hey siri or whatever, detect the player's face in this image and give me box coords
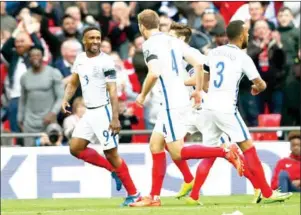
[83,30,101,55]
[138,23,146,39]
[241,26,249,49]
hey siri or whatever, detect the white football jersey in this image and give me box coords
[71,52,116,108]
[204,44,260,113]
[142,32,205,110]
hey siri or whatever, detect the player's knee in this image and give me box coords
[149,143,164,154]
[69,143,79,157]
[69,139,87,157]
[170,151,181,161]
[104,148,120,163]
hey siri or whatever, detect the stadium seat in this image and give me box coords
[255,114,282,141]
[127,102,149,143]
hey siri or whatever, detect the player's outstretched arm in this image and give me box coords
[61,73,80,114]
[107,82,121,134]
[250,77,267,96]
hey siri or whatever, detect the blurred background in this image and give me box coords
[0,1,300,147]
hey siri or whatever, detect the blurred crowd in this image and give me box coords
[0,1,300,146]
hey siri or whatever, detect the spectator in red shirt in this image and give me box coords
[271,131,301,192]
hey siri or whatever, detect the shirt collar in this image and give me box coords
[63,59,72,68]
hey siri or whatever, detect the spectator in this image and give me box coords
[0,1,17,34]
[247,20,286,114]
[248,2,275,39]
[109,1,139,59]
[271,131,301,192]
[28,2,64,62]
[97,2,112,38]
[132,34,148,86]
[281,57,300,126]
[118,97,138,143]
[18,47,64,146]
[110,52,138,101]
[174,1,211,29]
[189,8,224,53]
[54,39,83,86]
[56,15,82,43]
[65,6,88,34]
[2,20,43,140]
[53,39,82,125]
[213,2,246,25]
[36,124,64,146]
[158,2,181,22]
[277,7,300,74]
[283,2,300,28]
[123,43,141,94]
[63,97,85,140]
[202,25,228,55]
[100,38,112,54]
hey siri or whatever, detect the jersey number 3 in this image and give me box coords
[83,75,89,85]
[214,61,224,88]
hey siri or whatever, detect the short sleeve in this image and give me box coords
[103,56,117,82]
[142,41,159,64]
[242,54,260,80]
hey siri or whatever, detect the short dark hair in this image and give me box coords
[170,22,192,43]
[82,26,102,37]
[62,14,74,22]
[226,20,245,41]
[278,6,293,14]
[288,131,301,141]
[29,45,44,56]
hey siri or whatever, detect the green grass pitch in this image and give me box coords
[1,194,300,215]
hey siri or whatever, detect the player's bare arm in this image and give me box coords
[61,73,80,114]
[136,60,160,106]
[184,48,205,106]
[251,77,267,96]
[107,82,121,134]
[184,73,209,92]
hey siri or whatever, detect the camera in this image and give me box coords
[46,123,62,144]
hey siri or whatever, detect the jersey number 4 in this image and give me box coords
[214,61,224,88]
[171,50,179,75]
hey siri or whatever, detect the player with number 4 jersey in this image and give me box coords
[130,10,243,207]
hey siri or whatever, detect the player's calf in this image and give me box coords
[104,148,123,168]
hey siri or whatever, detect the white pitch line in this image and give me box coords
[2,204,299,214]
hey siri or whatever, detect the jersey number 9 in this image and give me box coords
[214,61,224,88]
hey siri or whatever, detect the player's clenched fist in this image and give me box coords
[136,94,146,107]
[61,100,71,114]
[109,118,121,135]
[251,85,260,96]
[190,90,202,109]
